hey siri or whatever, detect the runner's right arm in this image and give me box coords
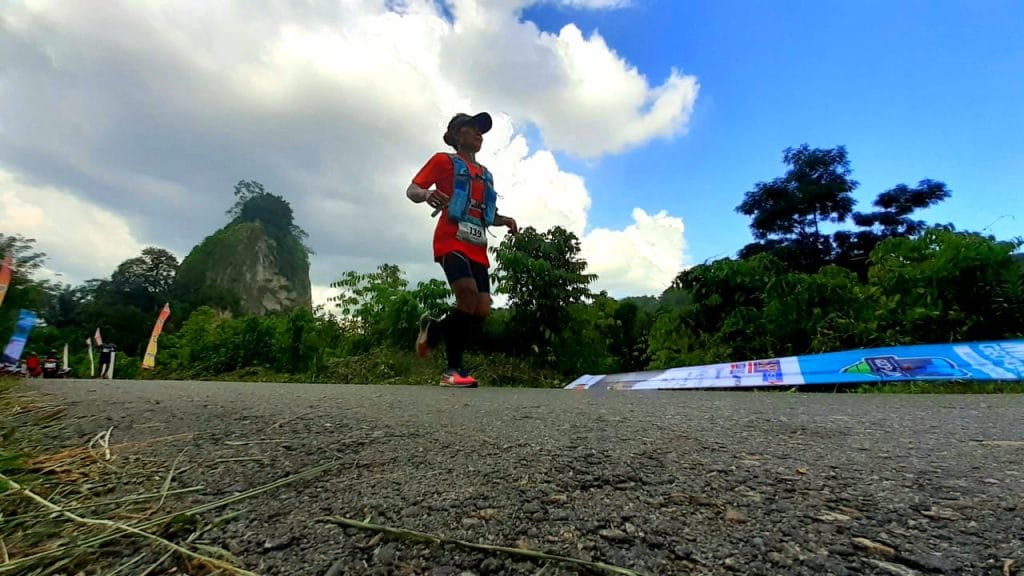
[406,182,430,203]
[407,183,449,209]
[409,154,451,209]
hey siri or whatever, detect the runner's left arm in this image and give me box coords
[494,213,518,235]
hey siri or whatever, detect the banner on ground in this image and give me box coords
[2,309,38,364]
[565,339,1024,391]
[141,303,170,370]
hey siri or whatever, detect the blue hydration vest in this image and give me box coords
[447,154,497,227]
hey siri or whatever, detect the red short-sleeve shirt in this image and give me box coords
[412,152,491,268]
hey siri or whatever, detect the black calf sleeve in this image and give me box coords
[443,308,474,371]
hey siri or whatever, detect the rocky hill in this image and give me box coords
[175,182,312,316]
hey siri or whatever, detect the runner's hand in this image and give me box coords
[427,190,449,209]
[498,215,518,235]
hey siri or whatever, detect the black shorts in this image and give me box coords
[440,251,490,293]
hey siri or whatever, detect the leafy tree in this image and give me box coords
[47,248,180,357]
[491,225,597,360]
[586,294,655,373]
[551,299,617,376]
[228,180,312,255]
[110,247,179,296]
[736,144,858,272]
[104,247,179,313]
[328,264,447,350]
[760,264,876,354]
[649,226,1024,370]
[833,179,952,276]
[658,286,693,310]
[0,233,47,277]
[410,278,452,320]
[227,180,268,219]
[868,228,1024,343]
[649,253,786,368]
[856,179,951,237]
[45,283,96,330]
[277,308,317,374]
[0,234,58,333]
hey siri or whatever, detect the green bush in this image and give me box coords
[648,228,1024,370]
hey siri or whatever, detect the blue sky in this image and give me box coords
[523,0,1024,264]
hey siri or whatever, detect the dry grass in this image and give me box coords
[0,379,340,575]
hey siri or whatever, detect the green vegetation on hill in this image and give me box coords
[176,180,312,316]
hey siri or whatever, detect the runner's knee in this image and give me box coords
[452,280,478,314]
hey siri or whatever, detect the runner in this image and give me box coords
[406,111,519,387]
[98,342,116,379]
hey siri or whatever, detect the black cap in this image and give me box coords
[443,112,492,146]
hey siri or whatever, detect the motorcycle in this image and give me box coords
[42,357,71,379]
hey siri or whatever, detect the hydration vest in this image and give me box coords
[447,154,497,227]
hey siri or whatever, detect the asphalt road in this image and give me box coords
[28,379,1024,576]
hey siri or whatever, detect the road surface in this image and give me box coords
[28,379,1024,576]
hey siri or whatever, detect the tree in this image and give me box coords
[108,247,179,310]
[736,144,859,272]
[43,248,181,357]
[607,298,653,372]
[0,233,57,332]
[0,233,47,277]
[45,283,95,329]
[227,180,268,219]
[833,180,952,276]
[228,180,312,255]
[328,264,447,350]
[868,228,1024,343]
[648,254,787,368]
[490,226,597,360]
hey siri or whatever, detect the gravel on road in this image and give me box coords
[27,379,1024,576]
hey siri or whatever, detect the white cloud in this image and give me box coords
[477,114,591,237]
[441,4,699,158]
[310,283,340,311]
[580,208,688,297]
[0,0,696,299]
[0,170,145,282]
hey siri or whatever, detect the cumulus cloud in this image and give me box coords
[442,2,699,157]
[0,0,696,301]
[580,208,688,296]
[0,170,145,282]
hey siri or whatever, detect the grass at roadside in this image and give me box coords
[140,347,569,388]
[0,378,339,575]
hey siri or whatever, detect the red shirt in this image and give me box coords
[412,152,491,267]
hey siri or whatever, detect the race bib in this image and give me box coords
[456,221,486,246]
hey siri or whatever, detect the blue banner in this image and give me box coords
[2,309,37,365]
[565,339,1024,391]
